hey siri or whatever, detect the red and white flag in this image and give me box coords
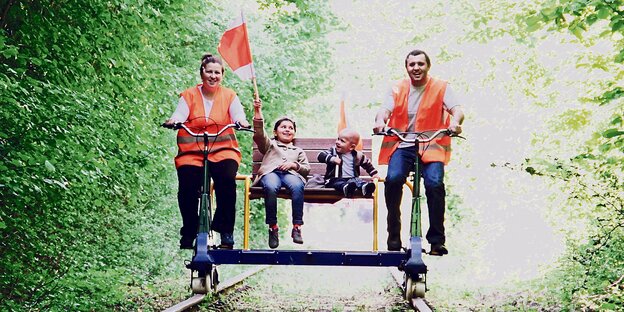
[218,12,255,81]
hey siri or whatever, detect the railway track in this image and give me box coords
[162,265,268,312]
[163,265,434,311]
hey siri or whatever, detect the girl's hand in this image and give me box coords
[253,99,263,120]
[277,162,296,171]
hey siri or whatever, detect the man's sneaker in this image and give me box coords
[362,182,376,197]
[291,227,303,244]
[342,182,357,198]
[268,227,279,249]
[218,232,234,249]
[429,243,448,256]
[179,236,194,250]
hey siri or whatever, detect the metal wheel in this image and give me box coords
[404,275,414,301]
[191,276,209,294]
[414,281,426,298]
[210,266,219,290]
[404,274,426,300]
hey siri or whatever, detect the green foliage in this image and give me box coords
[0,0,338,310]
[456,0,624,309]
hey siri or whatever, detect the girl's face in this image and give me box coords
[201,62,223,90]
[273,120,295,143]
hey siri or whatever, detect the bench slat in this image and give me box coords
[249,138,374,204]
[252,150,372,164]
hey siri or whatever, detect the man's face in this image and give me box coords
[405,54,429,86]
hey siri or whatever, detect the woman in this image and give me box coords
[164,53,250,249]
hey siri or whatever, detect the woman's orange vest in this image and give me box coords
[175,84,242,168]
[378,77,452,165]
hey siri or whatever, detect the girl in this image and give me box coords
[252,99,310,249]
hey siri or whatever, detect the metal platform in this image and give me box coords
[189,249,411,267]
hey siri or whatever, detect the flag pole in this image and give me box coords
[241,11,260,101]
[252,77,259,101]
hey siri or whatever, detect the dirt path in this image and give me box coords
[204,266,411,311]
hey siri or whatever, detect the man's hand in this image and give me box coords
[373,109,390,134]
[448,106,464,135]
[448,121,462,135]
[373,123,386,134]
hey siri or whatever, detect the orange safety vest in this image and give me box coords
[175,84,242,168]
[378,77,451,165]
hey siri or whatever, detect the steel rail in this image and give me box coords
[162,265,268,312]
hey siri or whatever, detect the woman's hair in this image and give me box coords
[199,53,224,74]
[273,117,297,132]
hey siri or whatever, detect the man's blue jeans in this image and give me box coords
[385,146,446,245]
[260,170,305,226]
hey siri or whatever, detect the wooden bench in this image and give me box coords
[238,137,381,250]
[248,138,376,204]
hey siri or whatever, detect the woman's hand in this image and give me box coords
[163,118,178,126]
[237,120,250,128]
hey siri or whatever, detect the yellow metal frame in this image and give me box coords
[236,174,382,251]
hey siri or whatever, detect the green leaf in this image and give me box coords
[615,50,624,63]
[540,7,558,19]
[602,128,624,138]
[1,46,18,58]
[612,20,624,32]
[570,25,583,39]
[0,221,6,230]
[45,160,56,172]
[526,15,542,27]
[585,14,597,26]
[596,7,611,19]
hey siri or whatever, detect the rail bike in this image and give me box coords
[164,121,461,301]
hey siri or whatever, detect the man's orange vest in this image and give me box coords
[378,77,452,165]
[175,84,241,168]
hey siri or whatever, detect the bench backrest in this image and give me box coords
[252,138,373,178]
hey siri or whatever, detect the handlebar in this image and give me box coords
[161,121,255,137]
[373,128,464,143]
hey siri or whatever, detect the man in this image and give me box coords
[373,49,464,255]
